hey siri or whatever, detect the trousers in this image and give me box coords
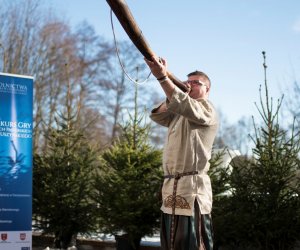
[160,202,214,250]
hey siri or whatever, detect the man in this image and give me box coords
[145,56,219,250]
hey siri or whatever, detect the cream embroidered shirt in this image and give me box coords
[150,87,219,216]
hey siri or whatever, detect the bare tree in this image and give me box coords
[0,0,161,152]
[214,110,252,155]
[0,0,42,74]
[0,1,117,151]
[96,41,153,141]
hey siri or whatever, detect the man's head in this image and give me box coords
[186,70,211,99]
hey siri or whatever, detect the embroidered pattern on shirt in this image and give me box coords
[164,195,190,209]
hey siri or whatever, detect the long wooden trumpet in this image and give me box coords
[106,0,188,92]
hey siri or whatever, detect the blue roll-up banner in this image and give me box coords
[0,73,33,250]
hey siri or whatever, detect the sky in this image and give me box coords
[47,0,300,123]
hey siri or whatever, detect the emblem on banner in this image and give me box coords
[1,233,7,241]
[20,233,26,240]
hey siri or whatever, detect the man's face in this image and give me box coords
[186,75,210,99]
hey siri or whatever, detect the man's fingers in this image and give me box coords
[151,56,159,65]
[144,57,154,67]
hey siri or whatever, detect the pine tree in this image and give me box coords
[211,52,300,250]
[94,85,162,250]
[33,70,100,249]
[244,52,300,249]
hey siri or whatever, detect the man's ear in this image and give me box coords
[206,86,210,93]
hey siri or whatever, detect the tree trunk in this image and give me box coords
[115,234,141,250]
[54,231,77,249]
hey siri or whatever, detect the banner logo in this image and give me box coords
[20,233,26,240]
[1,233,7,241]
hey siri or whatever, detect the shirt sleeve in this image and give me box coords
[166,87,218,126]
[149,101,175,127]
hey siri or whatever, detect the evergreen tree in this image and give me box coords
[33,74,100,249]
[241,52,300,249]
[93,85,163,250]
[211,52,300,250]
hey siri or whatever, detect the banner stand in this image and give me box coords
[0,72,34,250]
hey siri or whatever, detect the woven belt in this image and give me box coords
[164,170,199,250]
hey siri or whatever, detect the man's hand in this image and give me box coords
[144,56,168,79]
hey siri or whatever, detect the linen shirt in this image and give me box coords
[150,87,219,216]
